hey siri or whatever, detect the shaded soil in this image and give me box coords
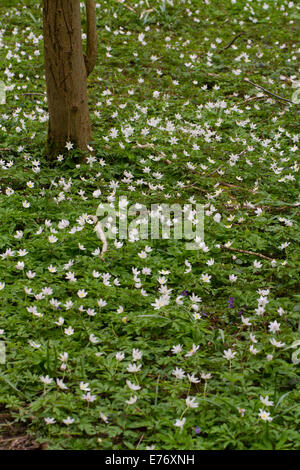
[0,407,41,450]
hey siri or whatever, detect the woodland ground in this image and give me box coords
[0,0,299,450]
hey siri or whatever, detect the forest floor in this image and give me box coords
[0,0,299,450]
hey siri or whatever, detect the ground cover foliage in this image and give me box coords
[0,0,299,450]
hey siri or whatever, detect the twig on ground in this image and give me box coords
[189,168,203,176]
[208,165,223,177]
[222,245,276,262]
[113,0,136,13]
[133,143,155,149]
[140,8,154,19]
[239,95,266,105]
[136,434,144,449]
[264,204,300,212]
[218,32,244,53]
[244,78,295,104]
[218,181,255,193]
[184,184,207,193]
[224,203,299,213]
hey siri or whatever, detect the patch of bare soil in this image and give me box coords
[0,407,41,450]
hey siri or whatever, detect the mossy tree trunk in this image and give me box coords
[43,0,97,160]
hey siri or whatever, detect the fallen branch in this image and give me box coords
[133,142,155,149]
[136,434,144,449]
[244,78,295,105]
[264,204,300,213]
[22,93,45,96]
[218,32,244,53]
[218,181,255,193]
[184,184,207,193]
[140,8,154,19]
[239,95,266,105]
[222,245,275,262]
[95,221,108,258]
[208,164,223,177]
[224,203,299,213]
[113,0,136,13]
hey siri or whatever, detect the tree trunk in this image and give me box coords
[84,0,98,76]
[43,0,97,159]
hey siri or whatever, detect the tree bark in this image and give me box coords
[43,0,96,159]
[85,0,98,76]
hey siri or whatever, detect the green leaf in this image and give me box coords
[0,372,26,398]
